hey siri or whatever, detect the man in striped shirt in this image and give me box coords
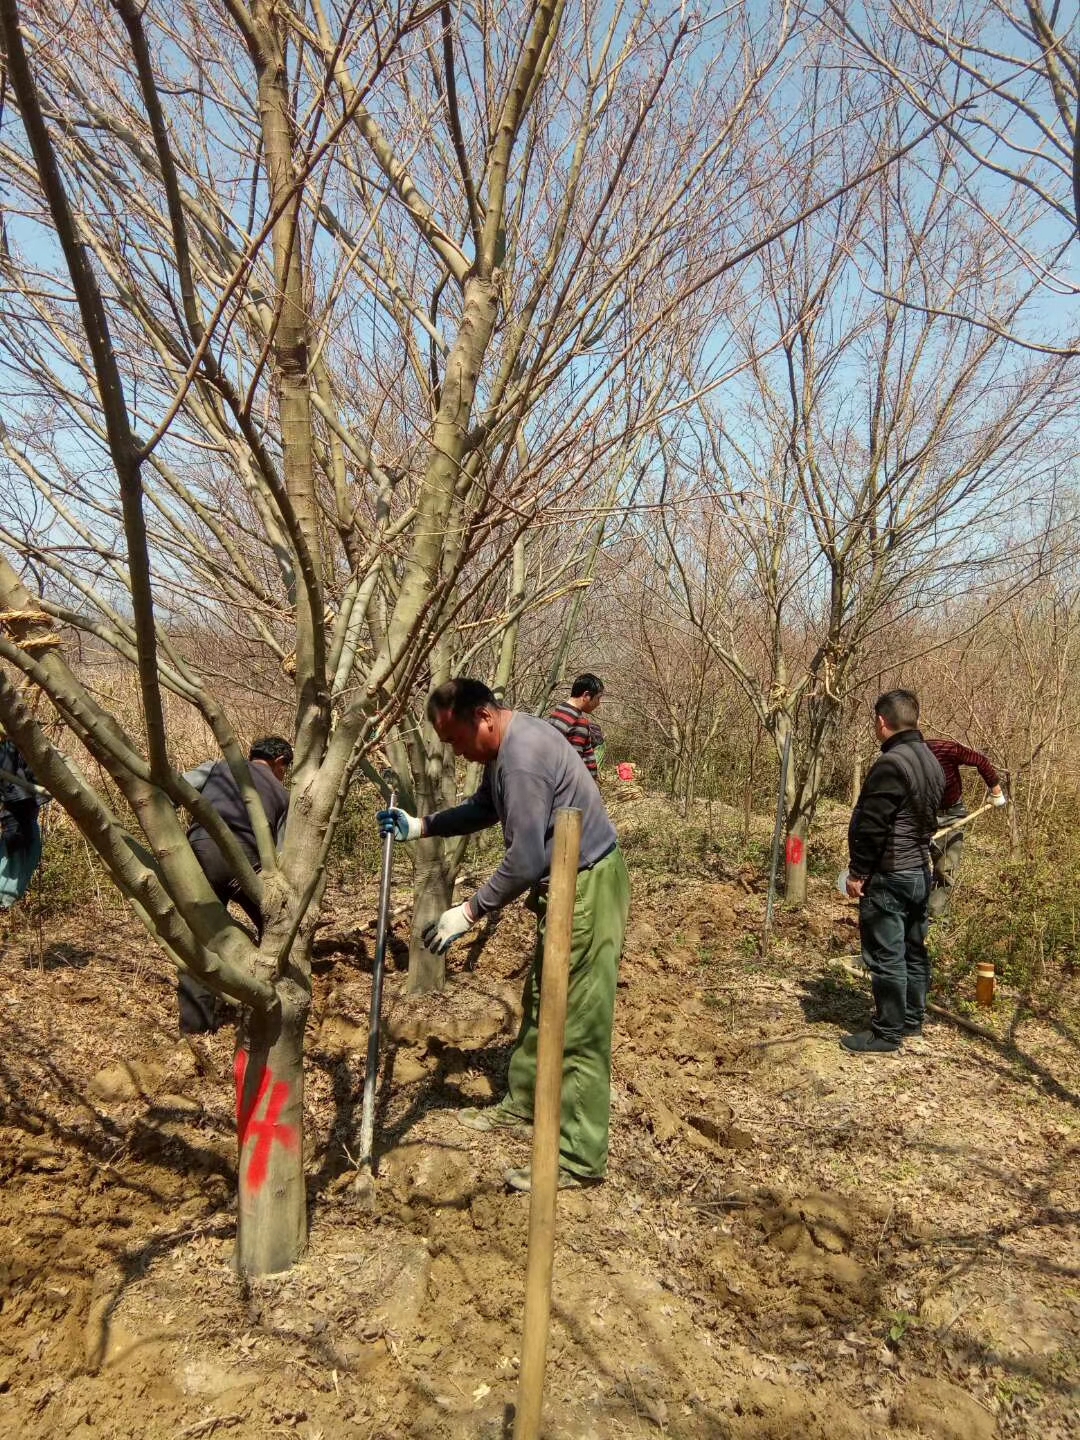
[547,673,604,782]
[925,738,1006,918]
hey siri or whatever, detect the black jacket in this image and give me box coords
[848,730,945,878]
[186,760,289,869]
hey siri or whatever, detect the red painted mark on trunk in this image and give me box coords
[785,835,805,866]
[234,1049,298,1195]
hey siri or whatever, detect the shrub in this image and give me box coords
[18,807,114,923]
[934,809,1080,1004]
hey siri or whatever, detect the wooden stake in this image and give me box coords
[513,807,582,1440]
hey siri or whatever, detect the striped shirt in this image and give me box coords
[926,739,1000,810]
[547,701,598,779]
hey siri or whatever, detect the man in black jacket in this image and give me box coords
[844,690,945,1054]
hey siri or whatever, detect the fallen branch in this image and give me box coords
[926,1003,998,1041]
[176,1416,244,1439]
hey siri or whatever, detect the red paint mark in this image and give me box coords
[785,835,805,866]
[234,1049,297,1194]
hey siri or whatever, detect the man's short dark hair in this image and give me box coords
[570,672,604,699]
[250,735,293,767]
[874,690,919,731]
[426,677,503,725]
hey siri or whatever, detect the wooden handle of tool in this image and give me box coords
[513,807,582,1440]
[932,799,996,842]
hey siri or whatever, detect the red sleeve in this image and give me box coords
[952,743,1000,789]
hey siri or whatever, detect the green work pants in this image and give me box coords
[500,847,630,1179]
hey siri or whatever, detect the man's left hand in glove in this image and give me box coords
[422,902,477,955]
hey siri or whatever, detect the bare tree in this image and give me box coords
[826,1,1080,304]
[0,0,580,1274]
[909,538,1080,852]
[651,88,1077,900]
[0,0,820,1267]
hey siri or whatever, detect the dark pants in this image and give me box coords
[859,868,931,1044]
[177,840,262,1034]
[928,802,966,919]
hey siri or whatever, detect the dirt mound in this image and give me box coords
[759,1191,872,1318]
[382,980,522,1052]
[892,1378,996,1440]
[756,1033,847,1095]
[726,1378,874,1439]
[762,1191,856,1256]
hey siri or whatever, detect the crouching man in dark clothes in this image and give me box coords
[843,691,945,1054]
[178,735,292,1033]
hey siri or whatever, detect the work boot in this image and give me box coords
[902,1024,923,1038]
[504,1165,599,1193]
[840,1029,900,1054]
[456,1105,532,1137]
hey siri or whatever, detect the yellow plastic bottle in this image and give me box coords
[976,961,996,1008]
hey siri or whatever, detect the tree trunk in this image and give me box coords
[783,811,809,906]
[235,976,310,1276]
[407,836,455,994]
[849,750,864,806]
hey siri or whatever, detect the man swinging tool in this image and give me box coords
[378,678,630,1193]
[925,736,1006,918]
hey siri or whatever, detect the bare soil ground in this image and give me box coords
[1,819,1078,1439]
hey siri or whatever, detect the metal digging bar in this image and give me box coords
[358,776,397,1181]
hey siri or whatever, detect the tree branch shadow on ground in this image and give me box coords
[18,940,95,970]
[306,1034,519,1214]
[0,1020,237,1197]
[796,964,870,1029]
[796,964,1080,1109]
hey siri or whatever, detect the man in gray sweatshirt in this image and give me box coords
[379,678,630,1190]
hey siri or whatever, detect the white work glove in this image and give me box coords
[422,902,476,955]
[377,807,423,841]
[991,789,1007,807]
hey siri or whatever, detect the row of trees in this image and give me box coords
[599,558,1080,840]
[0,0,1076,1272]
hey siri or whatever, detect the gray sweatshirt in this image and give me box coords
[424,712,618,917]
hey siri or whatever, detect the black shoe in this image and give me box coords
[840,1029,900,1054]
[902,1024,923,1038]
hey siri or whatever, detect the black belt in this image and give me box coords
[579,840,617,872]
[534,841,617,895]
